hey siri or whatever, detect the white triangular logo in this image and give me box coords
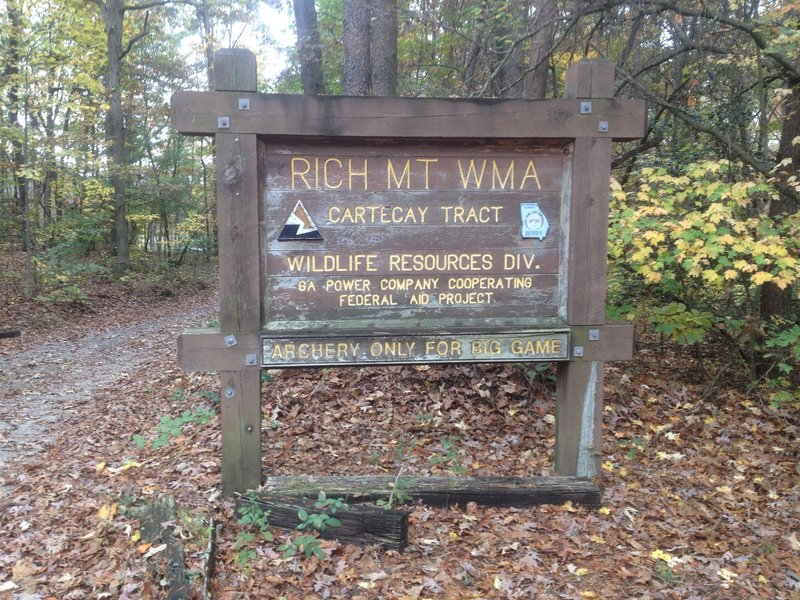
[278,201,322,240]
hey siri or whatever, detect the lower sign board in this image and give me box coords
[261,331,570,367]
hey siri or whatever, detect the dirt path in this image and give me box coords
[0,295,217,473]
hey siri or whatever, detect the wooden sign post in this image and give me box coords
[172,49,645,498]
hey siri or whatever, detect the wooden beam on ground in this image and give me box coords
[263,475,602,509]
[0,329,21,339]
[236,494,409,550]
[139,496,188,600]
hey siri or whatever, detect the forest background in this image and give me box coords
[1,0,798,400]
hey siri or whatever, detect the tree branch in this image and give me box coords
[119,10,149,60]
[616,65,800,205]
[123,0,172,11]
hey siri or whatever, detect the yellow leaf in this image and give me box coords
[718,568,738,582]
[580,592,599,599]
[575,567,589,576]
[137,542,152,554]
[758,575,768,584]
[357,581,376,589]
[601,461,615,472]
[131,530,141,543]
[752,271,774,285]
[598,507,611,516]
[493,576,503,590]
[590,535,605,544]
[98,503,117,521]
[723,269,739,280]
[95,462,106,472]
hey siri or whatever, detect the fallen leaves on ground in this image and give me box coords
[0,281,798,599]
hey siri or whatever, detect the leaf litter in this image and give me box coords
[0,285,797,599]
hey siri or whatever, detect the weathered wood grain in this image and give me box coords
[555,61,618,478]
[213,48,257,92]
[139,496,188,600]
[236,494,409,550]
[264,475,602,508]
[171,92,646,140]
[221,370,262,495]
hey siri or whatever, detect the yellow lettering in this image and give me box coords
[492,161,515,189]
[349,158,368,190]
[387,159,411,189]
[457,159,487,188]
[415,158,438,190]
[324,157,343,188]
[520,160,542,190]
[291,157,311,189]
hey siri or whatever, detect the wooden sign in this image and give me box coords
[171,49,646,495]
[264,142,565,340]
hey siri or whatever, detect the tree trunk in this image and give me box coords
[293,0,325,95]
[527,0,556,99]
[490,1,528,98]
[370,0,397,96]
[6,0,28,251]
[758,78,800,375]
[99,0,130,273]
[342,0,371,95]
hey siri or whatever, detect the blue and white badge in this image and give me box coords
[520,203,549,240]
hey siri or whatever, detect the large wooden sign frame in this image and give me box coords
[172,49,645,496]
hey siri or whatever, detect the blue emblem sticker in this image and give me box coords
[520,203,549,240]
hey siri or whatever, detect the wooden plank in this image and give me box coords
[171,92,646,140]
[0,329,20,339]
[213,48,257,92]
[264,475,602,508]
[555,61,619,480]
[221,370,262,495]
[139,496,188,600]
[555,361,604,477]
[178,329,261,372]
[216,133,260,332]
[236,494,409,550]
[564,137,613,325]
[569,324,634,362]
[564,61,615,99]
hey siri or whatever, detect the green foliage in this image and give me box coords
[237,496,274,541]
[134,405,215,450]
[608,161,799,374]
[650,303,715,346]
[429,435,467,475]
[235,495,274,565]
[376,476,412,509]
[277,493,347,560]
[278,533,325,560]
[763,321,800,407]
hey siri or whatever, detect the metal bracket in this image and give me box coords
[224,387,235,399]
[224,334,238,348]
[598,121,609,133]
[580,101,592,114]
[245,354,258,366]
[238,98,250,110]
[217,116,230,129]
[588,329,600,341]
[573,346,585,358]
